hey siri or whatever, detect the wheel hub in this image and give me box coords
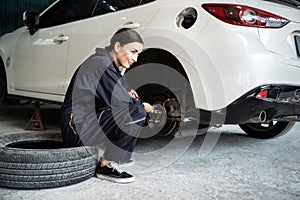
[147,98,181,136]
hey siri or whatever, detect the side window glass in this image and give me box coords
[39,0,98,28]
[104,0,156,11]
[92,0,117,17]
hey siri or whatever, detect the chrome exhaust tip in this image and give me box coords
[259,110,267,123]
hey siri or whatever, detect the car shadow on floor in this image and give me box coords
[0,102,264,149]
[0,102,61,130]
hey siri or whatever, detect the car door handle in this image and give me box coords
[119,22,140,29]
[53,34,69,44]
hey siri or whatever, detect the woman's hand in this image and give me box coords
[128,89,153,112]
[142,102,154,113]
[128,89,139,99]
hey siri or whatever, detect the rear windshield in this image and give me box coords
[263,0,300,10]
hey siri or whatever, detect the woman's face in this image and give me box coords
[114,42,143,69]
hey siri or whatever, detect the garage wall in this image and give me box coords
[0,0,56,36]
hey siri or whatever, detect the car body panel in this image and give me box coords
[12,24,70,95]
[258,22,300,64]
[180,13,300,110]
[64,2,161,91]
[0,0,299,115]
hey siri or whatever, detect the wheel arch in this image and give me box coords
[129,47,194,102]
[135,48,189,80]
[129,47,208,110]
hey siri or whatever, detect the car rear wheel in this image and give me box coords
[125,49,198,138]
[239,121,295,139]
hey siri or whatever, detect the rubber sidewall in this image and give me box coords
[239,121,295,139]
[0,131,98,189]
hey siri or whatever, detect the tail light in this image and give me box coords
[202,4,290,28]
[256,87,280,99]
[256,89,268,98]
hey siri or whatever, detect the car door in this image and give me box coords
[12,0,98,96]
[64,0,159,90]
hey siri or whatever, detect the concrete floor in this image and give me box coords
[0,103,299,200]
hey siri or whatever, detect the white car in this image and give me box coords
[0,0,300,139]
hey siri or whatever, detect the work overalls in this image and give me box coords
[61,48,146,162]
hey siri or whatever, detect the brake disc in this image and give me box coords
[148,104,167,135]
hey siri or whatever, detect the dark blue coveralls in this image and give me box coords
[60,48,146,162]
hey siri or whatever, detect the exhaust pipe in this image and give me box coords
[259,110,267,123]
[246,109,277,123]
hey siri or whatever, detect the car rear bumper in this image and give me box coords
[199,84,300,124]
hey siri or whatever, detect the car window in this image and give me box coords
[104,0,156,11]
[39,0,98,28]
[91,0,117,16]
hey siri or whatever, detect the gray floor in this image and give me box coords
[0,103,299,200]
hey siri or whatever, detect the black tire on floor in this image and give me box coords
[239,121,295,139]
[0,131,98,189]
